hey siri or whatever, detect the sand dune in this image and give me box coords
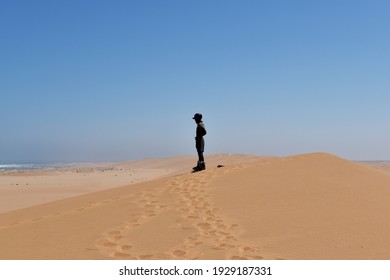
[0,163,170,213]
[0,154,262,213]
[113,154,264,175]
[1,153,390,259]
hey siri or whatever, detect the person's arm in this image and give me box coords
[198,123,206,137]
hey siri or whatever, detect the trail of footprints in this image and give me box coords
[1,164,265,259]
[95,165,264,259]
[96,188,169,259]
[95,165,263,259]
[169,167,264,260]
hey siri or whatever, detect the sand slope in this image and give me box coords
[0,154,262,213]
[211,153,390,259]
[113,154,264,175]
[1,153,390,259]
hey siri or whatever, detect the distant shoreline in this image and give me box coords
[2,159,390,172]
[0,163,88,171]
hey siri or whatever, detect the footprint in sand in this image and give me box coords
[187,214,198,220]
[219,243,236,249]
[121,245,132,251]
[108,230,121,236]
[138,255,154,260]
[104,242,117,248]
[107,231,123,241]
[126,222,141,228]
[172,250,186,258]
[197,222,211,229]
[239,246,257,254]
[114,252,131,258]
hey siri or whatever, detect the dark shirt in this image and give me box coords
[196,121,207,141]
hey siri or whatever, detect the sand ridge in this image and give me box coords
[1,153,390,259]
[211,153,390,259]
[0,154,263,213]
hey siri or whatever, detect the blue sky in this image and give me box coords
[1,0,390,163]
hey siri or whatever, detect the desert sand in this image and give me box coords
[1,153,390,260]
[0,154,260,213]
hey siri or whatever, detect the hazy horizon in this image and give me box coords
[2,1,390,163]
[3,153,390,166]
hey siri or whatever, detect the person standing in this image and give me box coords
[193,113,207,172]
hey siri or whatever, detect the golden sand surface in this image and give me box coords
[1,153,390,260]
[0,154,260,213]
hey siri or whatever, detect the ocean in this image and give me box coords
[0,163,79,171]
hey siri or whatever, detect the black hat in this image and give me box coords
[193,113,202,120]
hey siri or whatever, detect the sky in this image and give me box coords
[1,0,390,163]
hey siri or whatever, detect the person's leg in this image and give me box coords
[197,149,204,162]
[199,138,205,169]
[194,139,206,171]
